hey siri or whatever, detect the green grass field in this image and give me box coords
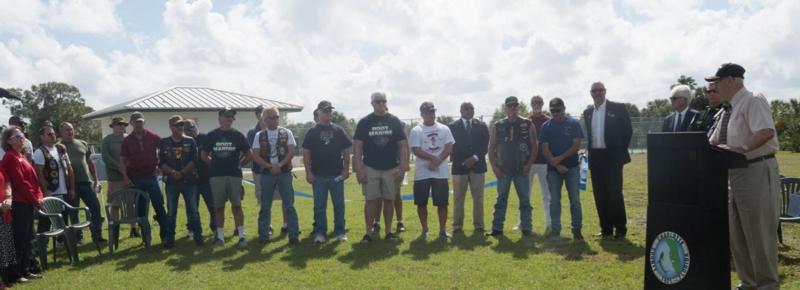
[15,152,800,289]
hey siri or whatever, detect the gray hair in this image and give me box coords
[670,85,692,100]
[260,106,279,118]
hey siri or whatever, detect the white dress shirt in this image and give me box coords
[673,106,689,131]
[591,99,607,149]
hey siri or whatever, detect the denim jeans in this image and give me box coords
[259,172,299,240]
[131,177,167,240]
[165,182,201,242]
[547,166,582,235]
[194,180,216,233]
[312,175,346,236]
[66,181,103,239]
[492,174,532,232]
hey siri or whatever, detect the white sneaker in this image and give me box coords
[337,234,348,242]
[314,234,326,244]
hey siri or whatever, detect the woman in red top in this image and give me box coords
[1,126,43,284]
[0,168,14,290]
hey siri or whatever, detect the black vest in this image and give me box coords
[494,118,533,175]
[258,127,291,173]
[41,144,70,192]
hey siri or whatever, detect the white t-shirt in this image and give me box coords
[409,122,455,180]
[33,145,71,195]
[252,127,296,164]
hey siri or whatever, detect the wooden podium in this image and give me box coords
[644,132,745,289]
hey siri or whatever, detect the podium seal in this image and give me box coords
[649,231,690,284]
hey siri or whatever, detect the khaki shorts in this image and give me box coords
[210,176,244,208]
[107,180,125,206]
[362,166,400,201]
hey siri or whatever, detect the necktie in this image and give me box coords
[674,113,682,132]
[719,109,731,144]
[465,120,472,137]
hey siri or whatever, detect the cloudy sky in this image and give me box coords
[1,0,798,124]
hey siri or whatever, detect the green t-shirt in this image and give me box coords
[102,133,126,181]
[60,139,93,182]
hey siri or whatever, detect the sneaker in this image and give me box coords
[238,238,248,248]
[439,231,452,239]
[213,238,225,247]
[396,222,406,232]
[385,233,398,241]
[361,234,372,243]
[337,234,348,242]
[289,237,300,244]
[314,234,326,244]
[485,230,504,237]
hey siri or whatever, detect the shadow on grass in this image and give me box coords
[402,235,449,261]
[337,234,401,269]
[451,231,492,251]
[278,234,340,269]
[490,234,540,259]
[779,252,800,266]
[539,236,598,261]
[598,238,645,261]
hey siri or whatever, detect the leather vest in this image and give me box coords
[259,127,291,173]
[494,118,533,175]
[41,144,70,192]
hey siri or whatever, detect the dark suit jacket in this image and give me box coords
[448,118,489,174]
[661,109,698,132]
[583,100,633,166]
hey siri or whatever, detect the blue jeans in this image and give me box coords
[66,181,103,239]
[312,175,346,236]
[131,177,167,240]
[547,167,582,235]
[165,182,201,242]
[259,172,299,240]
[492,174,532,232]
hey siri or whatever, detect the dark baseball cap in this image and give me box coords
[317,100,334,111]
[419,101,436,113]
[505,96,519,106]
[8,116,27,126]
[109,117,129,127]
[168,115,186,126]
[130,111,145,123]
[219,107,237,117]
[705,63,745,82]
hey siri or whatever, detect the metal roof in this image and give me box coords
[83,87,303,119]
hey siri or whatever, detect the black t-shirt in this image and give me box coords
[202,128,251,178]
[158,136,198,184]
[354,113,406,170]
[194,133,209,181]
[302,123,352,176]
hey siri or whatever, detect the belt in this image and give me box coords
[747,153,775,164]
